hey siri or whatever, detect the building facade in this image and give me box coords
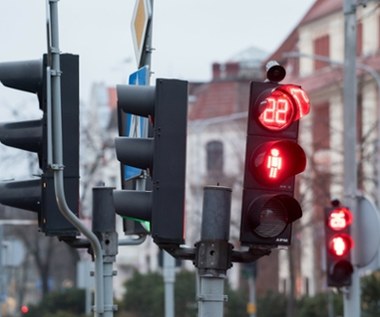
[268,0,380,295]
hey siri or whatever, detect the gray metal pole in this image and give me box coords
[46,1,104,315]
[163,251,175,317]
[139,0,154,72]
[92,187,119,317]
[197,186,232,317]
[343,1,360,316]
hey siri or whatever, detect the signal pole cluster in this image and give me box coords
[0,1,317,317]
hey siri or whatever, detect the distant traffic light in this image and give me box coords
[240,81,310,246]
[0,54,79,237]
[113,78,188,246]
[20,305,29,314]
[324,203,354,287]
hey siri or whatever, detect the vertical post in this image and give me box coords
[0,225,3,317]
[92,187,118,317]
[247,273,257,317]
[196,186,232,317]
[343,0,360,317]
[140,0,154,73]
[46,1,105,314]
[163,251,175,317]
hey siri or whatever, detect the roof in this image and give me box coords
[265,0,343,64]
[300,0,342,26]
[188,81,242,120]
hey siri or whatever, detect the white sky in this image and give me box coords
[0,0,315,104]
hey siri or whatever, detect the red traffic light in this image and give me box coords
[327,207,352,231]
[248,140,306,185]
[21,305,29,314]
[328,234,353,257]
[257,84,310,131]
[324,204,354,287]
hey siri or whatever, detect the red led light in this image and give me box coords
[21,305,29,314]
[266,148,282,179]
[329,234,352,257]
[250,141,306,186]
[328,207,352,231]
[257,85,310,131]
[259,90,294,131]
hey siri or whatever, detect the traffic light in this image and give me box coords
[240,81,310,246]
[113,78,188,246]
[324,204,354,287]
[0,54,79,237]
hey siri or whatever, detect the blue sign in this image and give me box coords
[124,66,149,179]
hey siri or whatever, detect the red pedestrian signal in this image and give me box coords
[324,205,354,287]
[248,140,306,185]
[240,80,310,247]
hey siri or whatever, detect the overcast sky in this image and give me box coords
[0,0,315,104]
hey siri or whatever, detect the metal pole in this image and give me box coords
[343,1,360,316]
[163,251,175,317]
[139,0,154,74]
[0,225,3,317]
[196,186,232,317]
[46,1,104,315]
[92,187,119,317]
[247,274,257,317]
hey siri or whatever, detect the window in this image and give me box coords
[357,21,363,56]
[206,140,224,174]
[313,35,330,70]
[312,102,330,150]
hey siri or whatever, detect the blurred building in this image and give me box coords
[267,0,380,295]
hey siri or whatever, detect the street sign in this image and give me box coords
[123,66,149,179]
[131,0,152,67]
[357,195,380,267]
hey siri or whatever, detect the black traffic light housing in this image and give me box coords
[0,54,79,238]
[240,81,310,247]
[113,78,188,246]
[324,204,354,287]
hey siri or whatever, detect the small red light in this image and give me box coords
[328,207,352,231]
[329,234,352,257]
[21,305,29,314]
[258,90,294,131]
[266,148,282,179]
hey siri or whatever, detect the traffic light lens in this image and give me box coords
[253,199,288,238]
[250,140,306,185]
[328,207,352,231]
[328,234,352,257]
[259,90,294,131]
[329,260,354,284]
